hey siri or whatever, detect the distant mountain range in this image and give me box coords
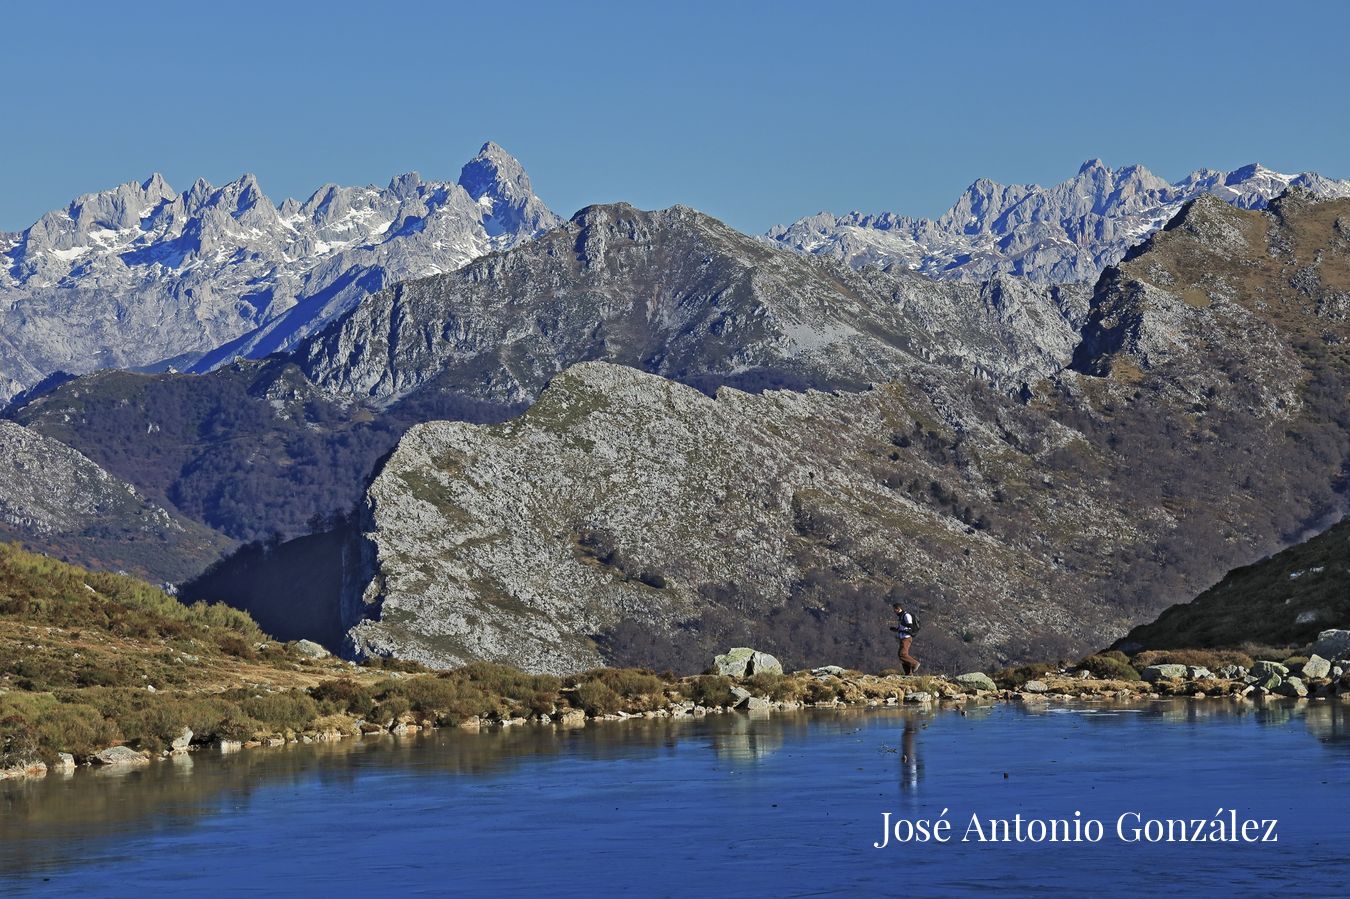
[4,152,1348,405]
[0,143,558,403]
[2,148,1349,672]
[767,160,1350,282]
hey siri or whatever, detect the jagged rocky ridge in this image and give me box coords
[303,192,1349,674]
[11,203,1086,550]
[0,421,229,581]
[768,160,1350,283]
[0,143,558,403]
[298,202,1089,402]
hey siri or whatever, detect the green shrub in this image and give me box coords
[992,662,1056,689]
[571,669,664,711]
[1131,649,1254,671]
[684,675,734,708]
[802,680,842,703]
[1077,654,1141,681]
[238,692,319,732]
[744,672,792,700]
[312,678,376,717]
[573,681,621,716]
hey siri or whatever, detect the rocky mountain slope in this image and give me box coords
[12,203,1085,551]
[297,202,1088,404]
[768,160,1350,283]
[1116,517,1347,652]
[0,143,558,404]
[279,192,1350,674]
[0,421,229,581]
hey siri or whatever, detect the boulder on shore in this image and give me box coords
[954,672,997,692]
[1275,677,1308,698]
[1301,654,1332,680]
[713,648,783,677]
[1310,631,1350,663]
[1251,660,1289,679]
[171,727,194,752]
[93,746,149,766]
[1141,664,1188,682]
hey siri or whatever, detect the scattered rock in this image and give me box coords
[1302,654,1332,680]
[746,696,771,712]
[1217,664,1246,679]
[1275,677,1308,698]
[811,665,846,678]
[954,672,997,692]
[171,727,193,752]
[93,746,149,766]
[1141,664,1187,683]
[730,686,752,708]
[293,639,331,659]
[1186,666,1213,680]
[904,691,933,704]
[1311,630,1350,661]
[54,753,76,771]
[1022,680,1050,693]
[1250,660,1289,679]
[555,708,587,726]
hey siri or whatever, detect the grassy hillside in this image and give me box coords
[1117,517,1349,651]
[1,542,938,769]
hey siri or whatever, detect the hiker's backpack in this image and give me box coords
[907,611,922,634]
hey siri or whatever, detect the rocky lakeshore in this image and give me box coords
[8,635,1350,784]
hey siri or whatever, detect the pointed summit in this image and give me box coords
[459,141,532,202]
[457,142,560,239]
[1078,158,1108,176]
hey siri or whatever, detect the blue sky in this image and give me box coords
[3,1,1347,233]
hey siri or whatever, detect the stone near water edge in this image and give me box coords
[904,691,933,704]
[1187,666,1214,680]
[954,672,997,692]
[1022,680,1050,693]
[1141,664,1188,683]
[0,759,48,780]
[54,753,76,771]
[215,739,242,753]
[730,686,753,708]
[713,648,783,678]
[294,639,331,659]
[1217,664,1246,679]
[1311,631,1350,663]
[1259,674,1284,691]
[1251,660,1289,679]
[171,727,193,752]
[1301,654,1332,680]
[554,708,587,727]
[93,745,149,766]
[746,696,771,712]
[1275,677,1308,698]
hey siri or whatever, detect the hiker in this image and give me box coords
[890,602,920,675]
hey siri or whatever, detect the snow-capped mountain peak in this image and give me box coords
[767,160,1350,282]
[0,143,561,402]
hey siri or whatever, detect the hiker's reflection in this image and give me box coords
[900,717,922,792]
